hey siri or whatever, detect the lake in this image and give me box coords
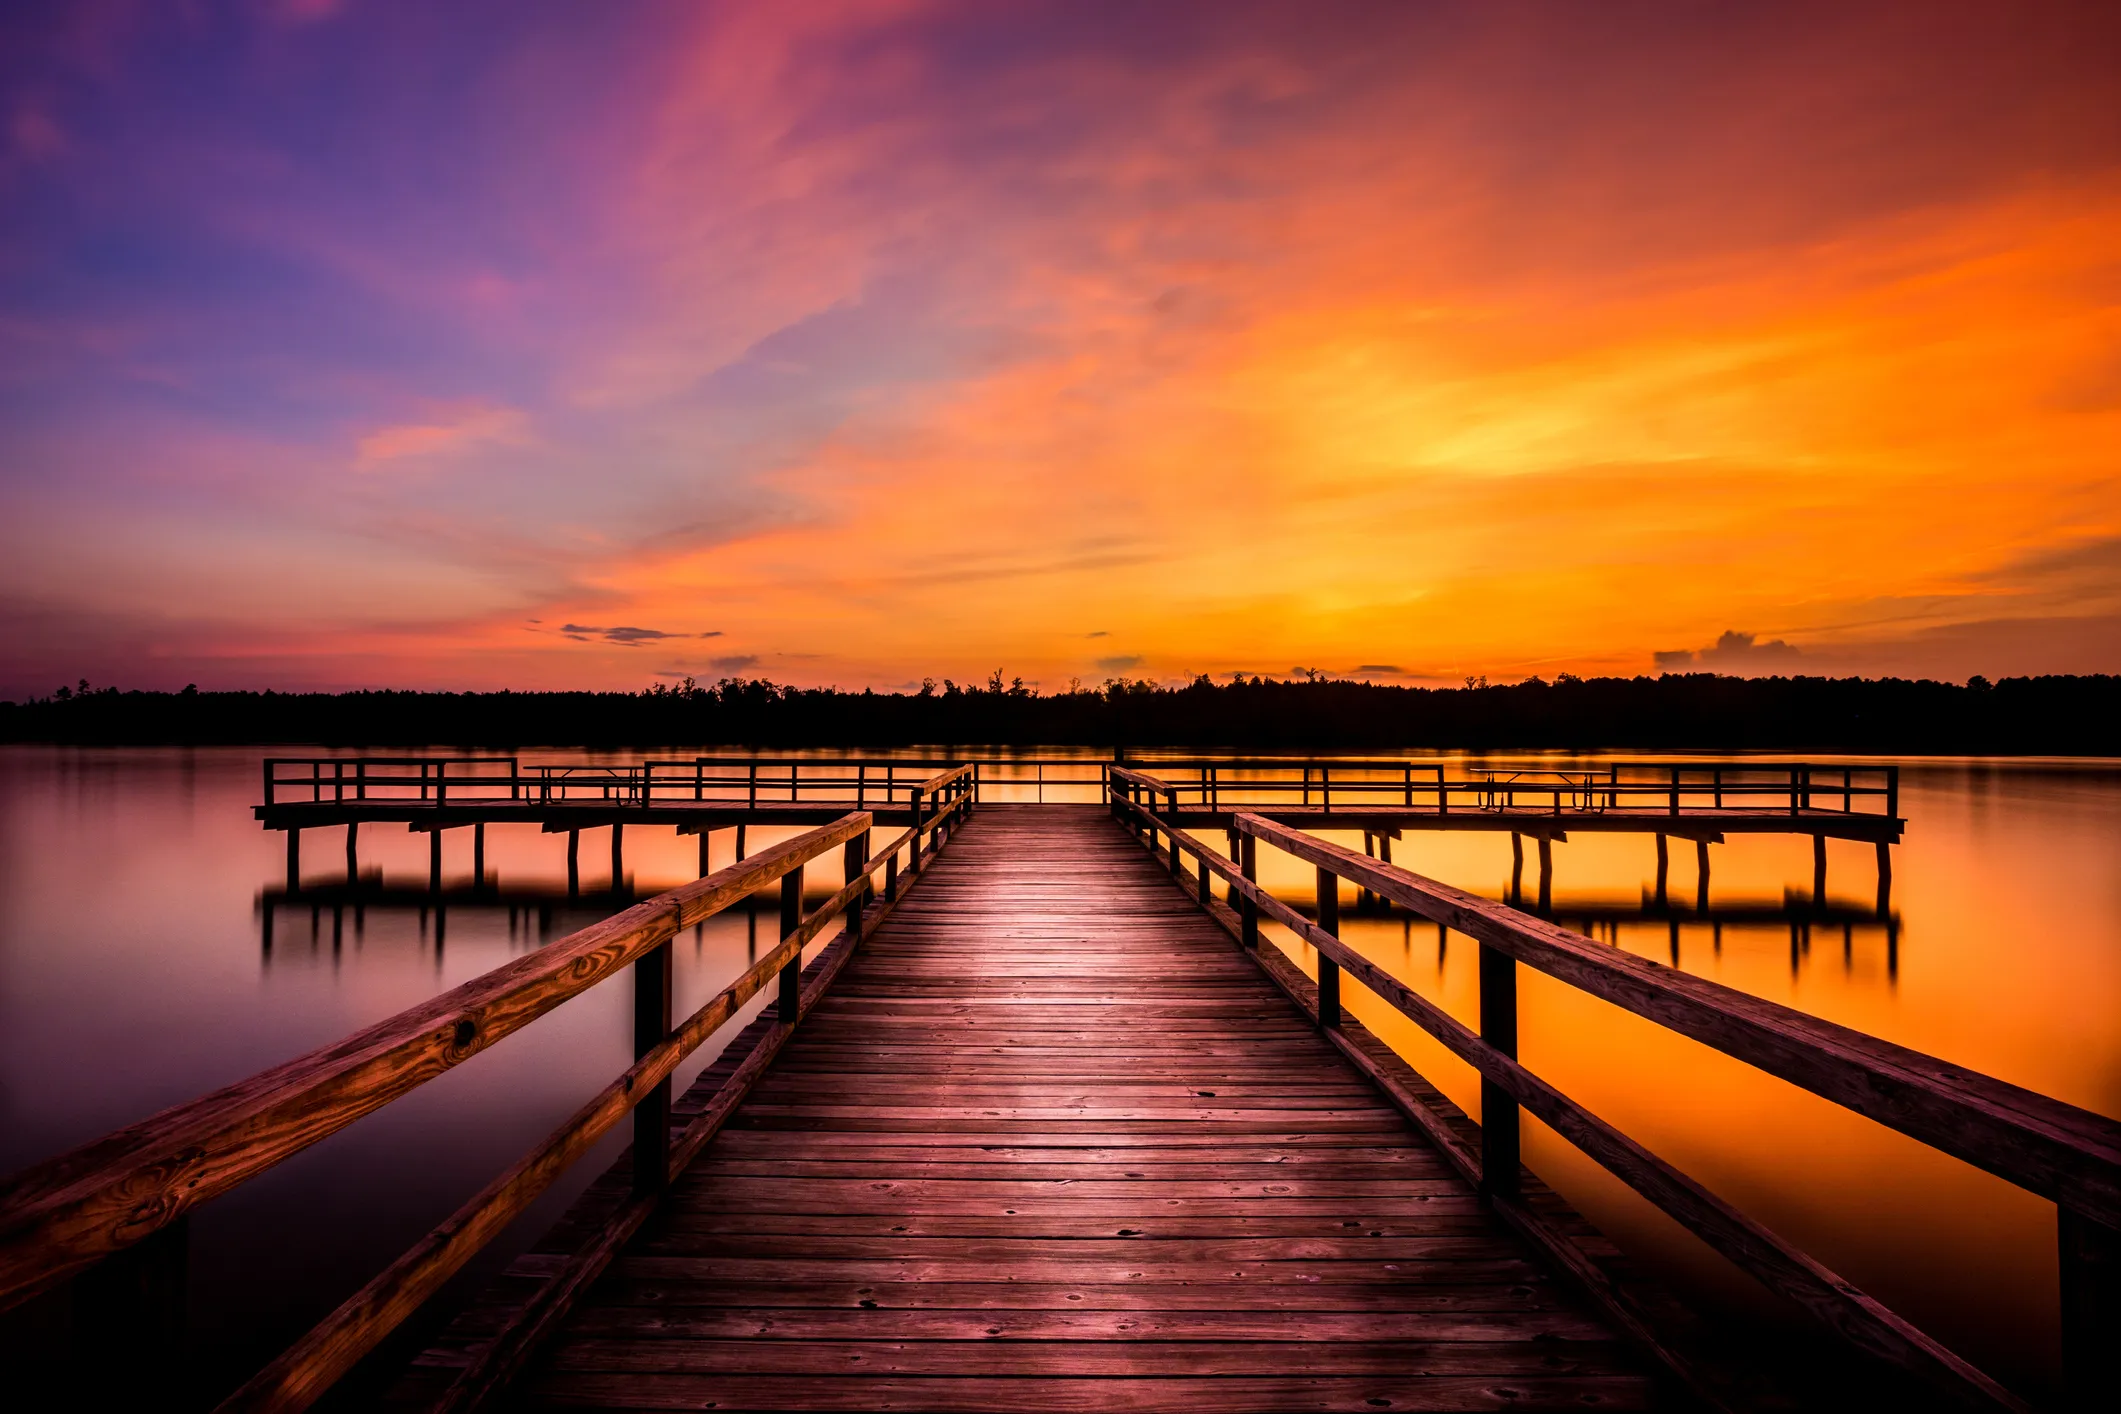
[1,745,2115,1402]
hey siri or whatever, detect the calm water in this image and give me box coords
[1,746,2116,1401]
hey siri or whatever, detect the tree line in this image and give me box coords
[3,671,2117,753]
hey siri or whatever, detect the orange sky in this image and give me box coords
[2,2,2117,693]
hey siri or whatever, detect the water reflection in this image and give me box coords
[1354,893,1902,981]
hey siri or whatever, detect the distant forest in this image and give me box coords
[3,671,2117,753]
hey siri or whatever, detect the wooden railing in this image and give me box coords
[1109,767,2116,1411]
[0,767,977,1413]
[262,756,985,810]
[1115,757,1899,817]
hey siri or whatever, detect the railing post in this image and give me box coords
[1669,765,1680,815]
[1196,843,1211,906]
[845,830,870,945]
[1478,941,1520,1197]
[912,789,927,866]
[2060,1205,2121,1401]
[778,866,804,1025]
[1165,789,1180,874]
[1239,832,1259,950]
[632,937,672,1195]
[1886,764,1900,819]
[1315,865,1341,1029]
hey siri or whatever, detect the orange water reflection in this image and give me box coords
[1241,759,2121,1398]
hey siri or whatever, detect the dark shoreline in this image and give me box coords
[5,673,2117,754]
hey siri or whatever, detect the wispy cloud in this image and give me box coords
[559,624,723,647]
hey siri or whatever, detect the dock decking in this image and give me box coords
[438,807,1655,1411]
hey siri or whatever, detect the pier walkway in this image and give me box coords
[1,764,2113,1413]
[430,806,1650,1410]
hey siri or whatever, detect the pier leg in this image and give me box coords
[1669,918,1680,965]
[1478,943,1520,1196]
[428,828,442,894]
[1509,833,1524,905]
[1875,841,1893,917]
[736,822,747,861]
[1239,835,1260,950]
[473,822,485,890]
[633,938,672,1195]
[611,823,625,893]
[1654,834,1669,907]
[2061,1207,2121,1403]
[1536,838,1552,912]
[1226,828,1241,907]
[1316,865,1341,1030]
[1696,840,1711,911]
[345,822,358,883]
[778,868,804,1024]
[286,828,301,892]
[1812,835,1828,907]
[698,828,711,879]
[567,829,580,898]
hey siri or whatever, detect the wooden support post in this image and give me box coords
[1509,832,1523,904]
[1478,942,1520,1197]
[1536,837,1552,912]
[473,822,485,890]
[778,867,804,1023]
[286,828,301,893]
[611,823,625,892]
[1239,834,1259,950]
[1315,865,1341,1030]
[1165,790,1180,875]
[1654,834,1669,907]
[1875,841,1893,917]
[886,852,899,903]
[1226,827,1241,907]
[1696,839,1711,912]
[1197,847,1211,907]
[844,831,869,945]
[344,822,358,883]
[736,822,748,861]
[1812,834,1828,907]
[2061,1207,2121,1402]
[632,939,671,1195]
[428,828,442,894]
[566,829,579,898]
[698,828,711,878]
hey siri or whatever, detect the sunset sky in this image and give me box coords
[2,1,2118,695]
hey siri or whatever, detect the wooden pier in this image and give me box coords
[1,760,2113,1412]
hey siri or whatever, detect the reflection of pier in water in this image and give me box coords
[1305,890,1904,980]
[255,878,789,969]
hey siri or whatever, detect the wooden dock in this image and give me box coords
[2,762,2113,1413]
[416,806,1652,1410]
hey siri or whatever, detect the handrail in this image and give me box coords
[1110,760,1898,816]
[0,773,979,1413]
[1107,771,2114,1410]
